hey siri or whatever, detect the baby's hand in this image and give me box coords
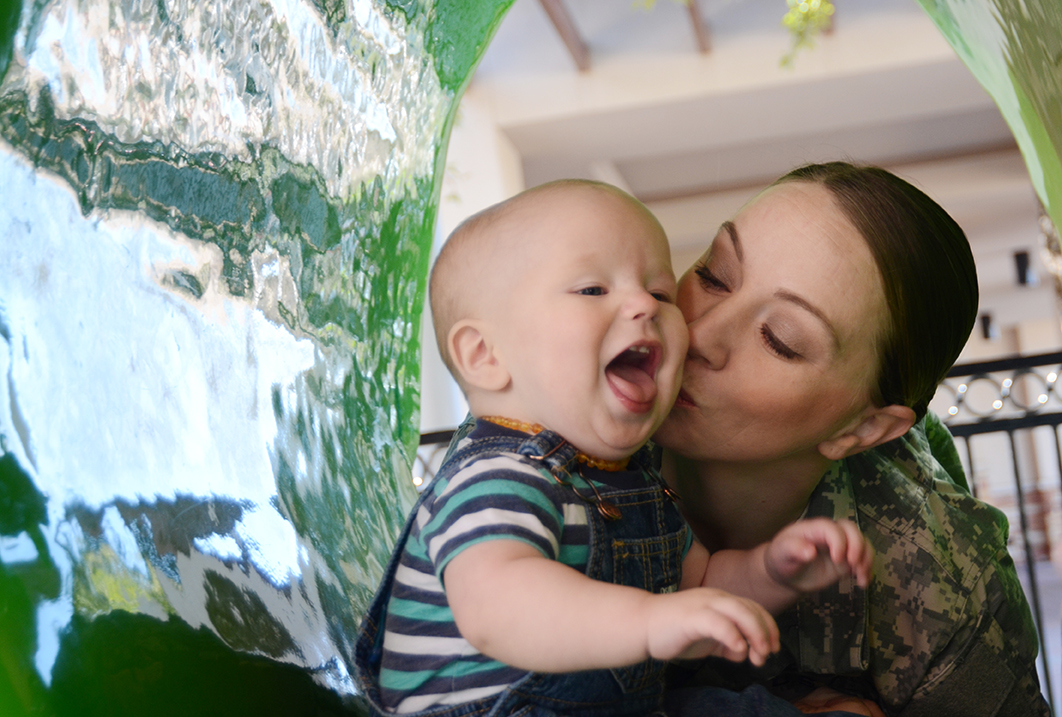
[764,518,873,594]
[645,588,780,666]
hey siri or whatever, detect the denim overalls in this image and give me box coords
[354,428,688,717]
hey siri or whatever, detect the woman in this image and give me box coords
[655,162,1050,716]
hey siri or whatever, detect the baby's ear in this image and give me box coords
[448,320,510,392]
[817,404,917,461]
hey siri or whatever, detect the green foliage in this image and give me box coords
[781,0,835,67]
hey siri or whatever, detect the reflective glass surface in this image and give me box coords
[0,0,512,713]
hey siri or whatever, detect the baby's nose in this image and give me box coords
[627,289,660,320]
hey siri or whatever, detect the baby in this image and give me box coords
[354,180,873,716]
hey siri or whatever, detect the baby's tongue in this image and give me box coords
[606,362,657,405]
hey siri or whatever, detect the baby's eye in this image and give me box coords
[651,291,673,303]
[577,286,606,296]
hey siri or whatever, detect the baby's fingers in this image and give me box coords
[839,520,874,587]
[813,519,873,587]
[701,591,780,662]
[684,614,751,664]
[811,519,852,568]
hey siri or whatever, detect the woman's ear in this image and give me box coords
[448,320,511,392]
[817,404,917,461]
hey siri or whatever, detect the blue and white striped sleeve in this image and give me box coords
[420,454,566,582]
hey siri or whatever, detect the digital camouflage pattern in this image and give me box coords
[783,415,1050,716]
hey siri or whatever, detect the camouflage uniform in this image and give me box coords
[774,415,1050,716]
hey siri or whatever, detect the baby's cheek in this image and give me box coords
[663,307,689,356]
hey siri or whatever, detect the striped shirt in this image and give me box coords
[377,421,653,714]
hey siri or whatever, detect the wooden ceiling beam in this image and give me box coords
[687,0,712,54]
[538,0,591,72]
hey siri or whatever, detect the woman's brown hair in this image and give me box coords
[776,162,979,420]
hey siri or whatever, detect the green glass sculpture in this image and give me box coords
[916,0,1062,231]
[0,0,512,714]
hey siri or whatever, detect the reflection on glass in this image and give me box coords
[0,0,512,713]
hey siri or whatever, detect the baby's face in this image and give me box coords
[492,188,688,461]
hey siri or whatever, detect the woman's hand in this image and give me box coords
[763,518,873,594]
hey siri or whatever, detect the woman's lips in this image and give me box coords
[673,388,696,408]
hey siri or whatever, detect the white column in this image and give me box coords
[420,89,525,433]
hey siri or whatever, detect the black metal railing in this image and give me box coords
[935,350,1062,710]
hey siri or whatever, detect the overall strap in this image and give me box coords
[440,428,579,484]
[514,429,581,475]
[442,427,633,522]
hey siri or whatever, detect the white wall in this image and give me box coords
[419,89,525,434]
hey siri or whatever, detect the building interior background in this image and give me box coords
[416,0,1062,706]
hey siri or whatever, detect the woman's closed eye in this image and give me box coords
[760,325,800,360]
[694,263,729,292]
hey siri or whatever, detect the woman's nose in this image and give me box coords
[685,299,731,369]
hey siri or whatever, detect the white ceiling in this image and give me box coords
[464,0,1053,335]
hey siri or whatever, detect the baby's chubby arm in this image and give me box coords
[683,518,873,614]
[444,539,780,673]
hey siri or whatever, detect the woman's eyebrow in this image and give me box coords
[775,289,841,350]
[727,218,841,351]
[721,221,742,262]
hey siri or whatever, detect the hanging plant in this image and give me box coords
[781,0,835,66]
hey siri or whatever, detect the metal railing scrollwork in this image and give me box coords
[933,351,1062,710]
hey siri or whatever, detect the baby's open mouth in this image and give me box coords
[605,344,661,412]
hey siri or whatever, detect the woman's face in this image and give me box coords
[654,181,890,464]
